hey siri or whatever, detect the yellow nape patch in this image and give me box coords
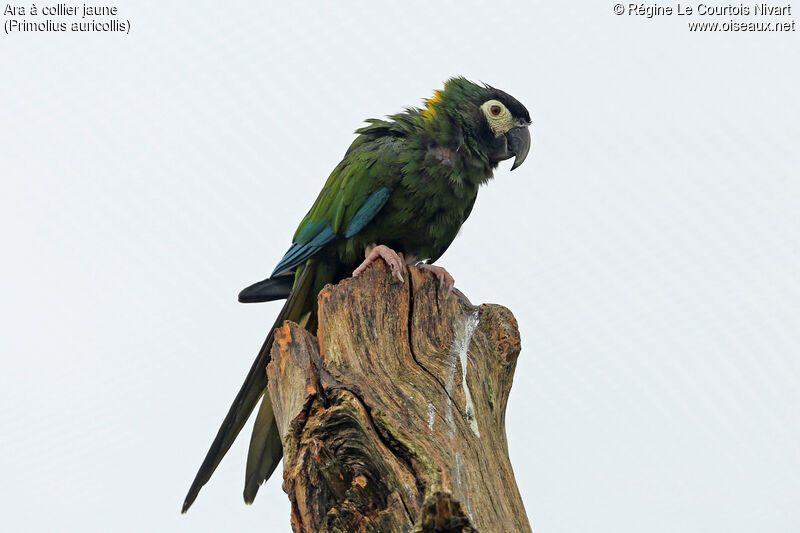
[422,89,444,120]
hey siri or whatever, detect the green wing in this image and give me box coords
[272,123,405,276]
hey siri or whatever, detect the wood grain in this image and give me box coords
[267,261,530,532]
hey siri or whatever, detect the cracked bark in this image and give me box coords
[267,262,531,533]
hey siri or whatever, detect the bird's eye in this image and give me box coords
[482,100,507,121]
[481,99,512,134]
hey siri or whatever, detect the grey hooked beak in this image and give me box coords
[506,125,531,171]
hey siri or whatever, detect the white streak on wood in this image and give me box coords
[445,356,457,439]
[458,311,481,437]
[454,452,475,522]
[454,452,463,490]
[445,309,481,438]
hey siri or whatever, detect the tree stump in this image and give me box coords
[267,262,531,533]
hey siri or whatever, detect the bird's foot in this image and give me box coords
[353,244,404,282]
[418,263,455,295]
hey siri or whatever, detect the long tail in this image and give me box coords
[182,263,317,513]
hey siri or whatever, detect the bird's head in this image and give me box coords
[422,77,532,170]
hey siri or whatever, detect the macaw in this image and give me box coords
[182,77,531,512]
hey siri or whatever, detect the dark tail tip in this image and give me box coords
[238,276,293,303]
[182,479,204,513]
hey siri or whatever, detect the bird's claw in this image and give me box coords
[353,244,404,282]
[418,264,455,296]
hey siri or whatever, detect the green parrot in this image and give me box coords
[182,77,531,512]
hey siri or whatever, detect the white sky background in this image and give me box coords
[1,1,799,531]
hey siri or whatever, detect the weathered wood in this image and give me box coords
[267,262,530,533]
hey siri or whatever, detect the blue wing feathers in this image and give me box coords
[271,226,335,276]
[271,187,391,277]
[345,188,390,238]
